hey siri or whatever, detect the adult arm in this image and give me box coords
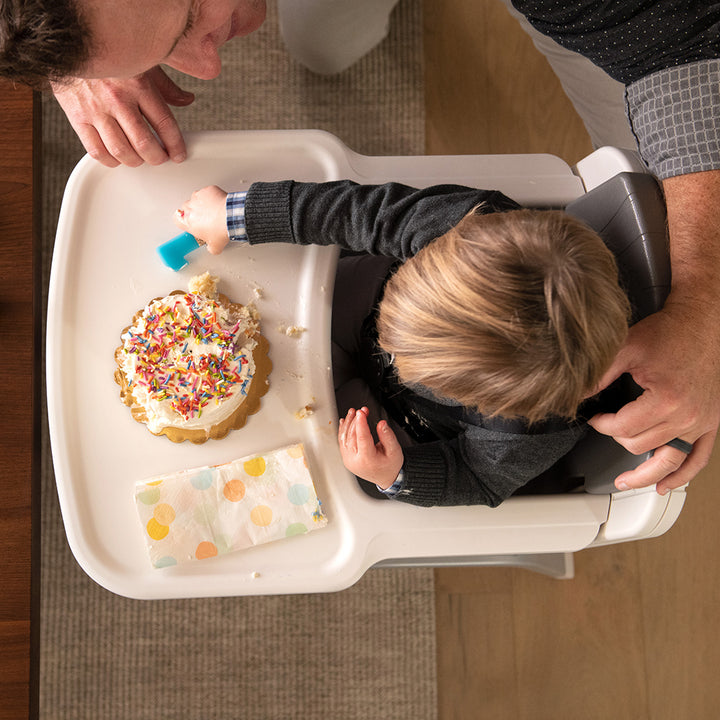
[51,66,193,167]
[588,61,720,492]
[589,169,720,493]
[506,5,720,489]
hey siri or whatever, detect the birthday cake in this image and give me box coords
[114,273,271,443]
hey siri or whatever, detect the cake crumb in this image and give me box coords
[245,302,259,321]
[251,571,261,579]
[294,404,315,420]
[277,323,306,337]
[253,286,264,300]
[189,271,219,297]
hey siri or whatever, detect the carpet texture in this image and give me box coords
[40,2,436,718]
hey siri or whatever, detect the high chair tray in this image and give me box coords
[48,130,619,599]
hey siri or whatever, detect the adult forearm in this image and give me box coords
[589,169,720,492]
[662,170,720,308]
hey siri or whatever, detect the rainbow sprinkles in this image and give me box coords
[114,273,271,443]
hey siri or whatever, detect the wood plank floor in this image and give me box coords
[425,2,720,718]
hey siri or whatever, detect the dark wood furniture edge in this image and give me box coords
[0,79,41,720]
[30,84,42,720]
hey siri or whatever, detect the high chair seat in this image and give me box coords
[46,131,686,598]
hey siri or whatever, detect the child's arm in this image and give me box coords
[174,185,231,254]
[176,181,519,259]
[249,181,519,258]
[338,407,404,489]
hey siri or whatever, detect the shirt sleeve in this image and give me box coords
[378,469,405,498]
[226,191,249,242]
[244,180,520,259]
[391,423,585,507]
[626,59,720,179]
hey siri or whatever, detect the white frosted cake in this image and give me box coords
[114,273,271,443]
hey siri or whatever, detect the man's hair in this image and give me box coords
[0,0,90,87]
[376,208,631,423]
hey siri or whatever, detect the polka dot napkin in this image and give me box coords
[134,443,327,568]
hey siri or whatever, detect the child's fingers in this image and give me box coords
[352,411,375,456]
[377,421,402,460]
[338,408,357,450]
[173,205,189,229]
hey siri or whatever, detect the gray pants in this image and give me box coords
[279,0,637,149]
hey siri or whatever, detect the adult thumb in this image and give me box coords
[148,66,196,106]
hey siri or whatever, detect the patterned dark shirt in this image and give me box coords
[511,1,720,178]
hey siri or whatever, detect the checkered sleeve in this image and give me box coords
[626,59,720,179]
[226,191,249,242]
[378,469,405,498]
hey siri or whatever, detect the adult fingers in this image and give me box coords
[66,103,165,167]
[588,342,635,397]
[612,444,687,492]
[136,85,189,163]
[589,390,688,456]
[71,122,121,168]
[655,430,716,494]
[83,114,147,167]
[52,71,192,167]
[612,430,715,493]
[96,112,162,167]
[148,66,196,107]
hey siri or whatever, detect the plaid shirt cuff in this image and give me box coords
[226,191,249,242]
[626,59,720,179]
[378,469,405,498]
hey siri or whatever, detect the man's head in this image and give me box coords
[0,0,89,87]
[377,208,631,423]
[1,0,266,87]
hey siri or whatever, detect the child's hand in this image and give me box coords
[338,407,404,489]
[174,185,229,255]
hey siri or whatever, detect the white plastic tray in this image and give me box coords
[47,130,613,599]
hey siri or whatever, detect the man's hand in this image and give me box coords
[590,170,720,494]
[338,407,404,489]
[51,66,194,167]
[589,301,719,494]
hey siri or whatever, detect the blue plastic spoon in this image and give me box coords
[157,232,203,271]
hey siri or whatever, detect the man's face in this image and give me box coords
[79,0,267,80]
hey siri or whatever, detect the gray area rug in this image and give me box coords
[40,2,436,718]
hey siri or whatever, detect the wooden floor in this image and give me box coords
[425,2,720,719]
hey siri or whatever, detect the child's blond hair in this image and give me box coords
[376,208,630,423]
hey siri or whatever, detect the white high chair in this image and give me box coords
[46,130,686,598]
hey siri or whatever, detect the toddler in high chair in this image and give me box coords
[175,180,629,507]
